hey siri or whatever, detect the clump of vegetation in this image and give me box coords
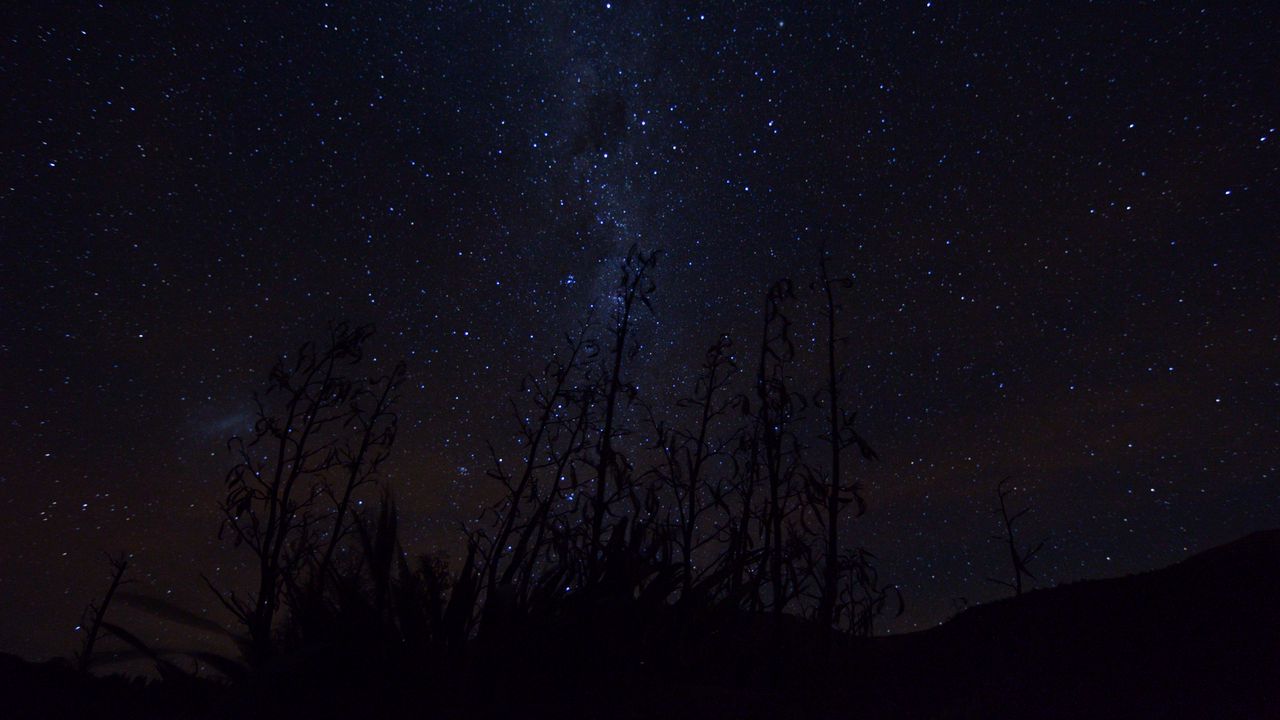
[67,248,903,715]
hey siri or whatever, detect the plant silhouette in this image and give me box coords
[986,476,1048,597]
[56,250,910,718]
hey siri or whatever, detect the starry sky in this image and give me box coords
[2,2,1277,660]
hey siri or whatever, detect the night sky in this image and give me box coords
[2,2,1277,661]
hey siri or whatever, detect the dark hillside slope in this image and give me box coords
[850,530,1280,718]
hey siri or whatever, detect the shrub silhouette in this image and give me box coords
[63,249,902,717]
[986,476,1048,597]
[209,322,405,665]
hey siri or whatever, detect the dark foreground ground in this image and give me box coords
[4,529,1278,719]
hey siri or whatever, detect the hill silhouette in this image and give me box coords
[850,529,1280,718]
[4,530,1276,719]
